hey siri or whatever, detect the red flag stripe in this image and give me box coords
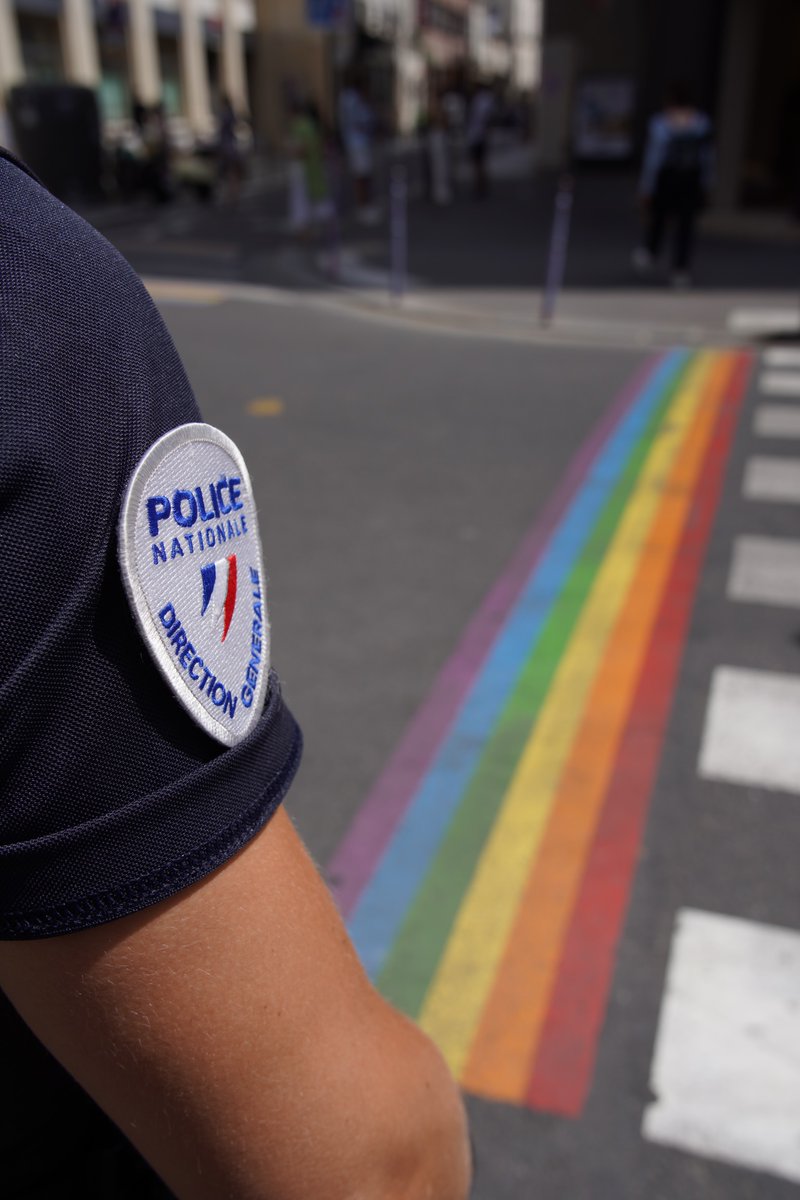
[222,554,237,642]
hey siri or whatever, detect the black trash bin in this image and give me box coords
[8,83,103,202]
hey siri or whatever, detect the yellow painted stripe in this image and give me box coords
[416,351,716,1078]
[461,351,735,1100]
[144,280,225,305]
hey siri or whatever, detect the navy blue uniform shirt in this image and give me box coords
[0,147,302,1192]
[0,149,301,937]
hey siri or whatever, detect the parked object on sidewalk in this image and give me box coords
[633,83,714,287]
[172,144,216,202]
[114,127,212,204]
[7,83,102,202]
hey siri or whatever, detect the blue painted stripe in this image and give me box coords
[200,562,217,616]
[348,349,689,980]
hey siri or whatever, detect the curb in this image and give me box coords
[143,272,750,353]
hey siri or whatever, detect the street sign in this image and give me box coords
[306,0,346,28]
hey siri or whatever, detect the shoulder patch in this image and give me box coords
[118,423,270,746]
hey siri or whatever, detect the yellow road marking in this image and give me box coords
[145,280,225,305]
[247,397,285,417]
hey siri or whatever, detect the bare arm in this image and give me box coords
[0,809,471,1200]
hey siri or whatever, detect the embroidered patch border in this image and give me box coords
[118,423,270,746]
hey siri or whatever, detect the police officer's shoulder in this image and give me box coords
[0,145,300,944]
[0,148,191,446]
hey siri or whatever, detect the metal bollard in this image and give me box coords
[540,174,574,327]
[327,164,343,283]
[389,162,408,300]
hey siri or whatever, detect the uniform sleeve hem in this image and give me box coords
[0,689,302,940]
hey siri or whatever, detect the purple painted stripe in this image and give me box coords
[328,353,663,917]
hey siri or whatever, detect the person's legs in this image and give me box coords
[646,192,668,260]
[429,129,452,205]
[471,142,488,198]
[673,197,697,273]
[288,160,309,232]
[477,142,489,197]
[354,173,369,209]
[348,141,378,222]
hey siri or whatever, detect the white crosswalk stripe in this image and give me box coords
[643,909,800,1185]
[743,455,800,502]
[758,371,800,397]
[763,346,800,370]
[699,665,800,792]
[643,348,800,1187]
[753,405,800,438]
[728,535,800,607]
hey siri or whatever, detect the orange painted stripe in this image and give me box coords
[460,351,737,1102]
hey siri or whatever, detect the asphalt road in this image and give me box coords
[163,297,629,858]
[158,291,799,1200]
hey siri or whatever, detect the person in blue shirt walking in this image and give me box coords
[633,83,714,288]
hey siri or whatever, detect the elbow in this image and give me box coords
[297,988,473,1200]
[396,1079,472,1199]
[363,1024,473,1200]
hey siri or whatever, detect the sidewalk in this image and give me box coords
[79,141,800,350]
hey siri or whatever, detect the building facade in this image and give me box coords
[537,0,800,213]
[0,0,543,151]
[0,0,253,142]
[252,0,539,144]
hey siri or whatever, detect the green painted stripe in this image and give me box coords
[377,354,694,1017]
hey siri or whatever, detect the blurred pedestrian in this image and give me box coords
[633,82,714,288]
[132,95,147,135]
[142,102,172,204]
[338,69,379,225]
[466,81,495,199]
[442,81,466,183]
[442,85,466,144]
[426,93,453,206]
[217,93,244,205]
[287,99,332,235]
[286,153,309,233]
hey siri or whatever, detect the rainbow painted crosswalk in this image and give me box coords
[329,348,752,1117]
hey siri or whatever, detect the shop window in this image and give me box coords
[18,14,64,83]
[95,13,130,123]
[158,35,182,118]
[98,69,129,122]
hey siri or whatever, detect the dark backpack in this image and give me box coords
[662,127,709,175]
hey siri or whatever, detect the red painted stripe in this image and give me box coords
[222,554,238,642]
[526,351,752,1117]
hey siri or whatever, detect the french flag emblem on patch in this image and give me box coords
[200,554,238,642]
